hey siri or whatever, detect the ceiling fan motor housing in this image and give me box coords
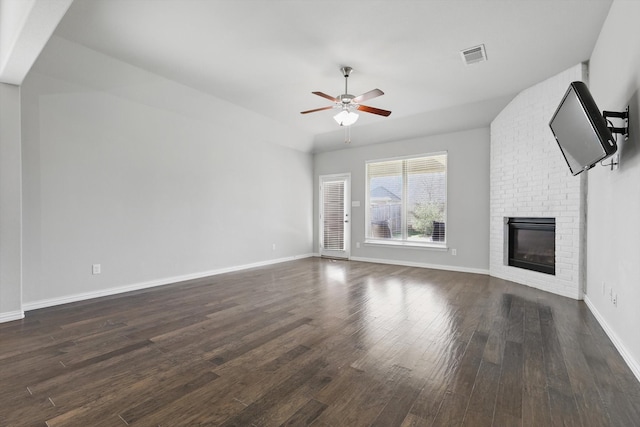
[339,94,355,105]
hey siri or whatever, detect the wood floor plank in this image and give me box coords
[448,331,489,396]
[522,307,552,427]
[131,330,339,425]
[597,342,640,398]
[119,370,220,423]
[0,258,638,426]
[539,305,574,394]
[431,391,469,426]
[34,348,178,426]
[217,357,329,426]
[313,364,411,427]
[506,295,525,344]
[462,359,500,426]
[402,376,449,425]
[404,338,468,424]
[494,340,524,423]
[208,316,313,366]
[369,371,424,427]
[560,336,612,426]
[400,413,431,427]
[522,385,552,427]
[598,389,640,427]
[280,398,328,426]
[548,387,582,427]
[241,363,332,426]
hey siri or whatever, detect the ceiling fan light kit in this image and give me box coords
[301,66,391,130]
[334,110,359,126]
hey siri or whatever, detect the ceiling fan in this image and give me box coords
[300,66,392,126]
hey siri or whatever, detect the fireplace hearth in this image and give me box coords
[507,217,555,275]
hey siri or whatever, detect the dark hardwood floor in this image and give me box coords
[1,258,639,426]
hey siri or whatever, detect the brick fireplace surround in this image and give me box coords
[490,64,586,300]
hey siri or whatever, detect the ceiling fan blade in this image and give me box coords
[312,91,338,102]
[300,106,334,114]
[353,88,384,104]
[357,104,392,117]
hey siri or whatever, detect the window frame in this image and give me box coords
[364,151,448,249]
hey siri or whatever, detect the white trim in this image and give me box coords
[22,253,315,312]
[584,295,640,384]
[364,240,448,250]
[0,310,25,323]
[349,256,489,275]
[364,150,449,164]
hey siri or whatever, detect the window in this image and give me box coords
[366,152,447,246]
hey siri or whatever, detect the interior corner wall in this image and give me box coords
[313,128,491,274]
[584,0,640,380]
[20,36,314,309]
[0,83,24,321]
[489,64,586,300]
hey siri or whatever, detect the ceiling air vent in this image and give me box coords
[461,44,487,65]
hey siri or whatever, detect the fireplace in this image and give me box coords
[507,217,555,275]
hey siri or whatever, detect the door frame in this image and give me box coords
[319,173,351,259]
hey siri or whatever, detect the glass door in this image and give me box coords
[319,174,351,259]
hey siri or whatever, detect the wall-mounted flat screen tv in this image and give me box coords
[549,81,617,176]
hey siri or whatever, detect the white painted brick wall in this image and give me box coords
[490,64,586,300]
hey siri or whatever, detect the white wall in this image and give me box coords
[490,64,587,300]
[585,0,640,380]
[313,128,490,273]
[0,82,23,321]
[21,36,314,308]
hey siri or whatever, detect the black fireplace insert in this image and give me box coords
[507,217,556,275]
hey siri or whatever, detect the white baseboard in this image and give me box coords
[0,310,25,323]
[584,295,640,383]
[22,253,315,312]
[348,256,489,275]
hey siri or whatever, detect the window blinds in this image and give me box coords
[322,180,345,250]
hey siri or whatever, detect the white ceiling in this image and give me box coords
[51,0,613,152]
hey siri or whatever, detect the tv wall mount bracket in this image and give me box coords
[600,107,629,170]
[603,106,629,140]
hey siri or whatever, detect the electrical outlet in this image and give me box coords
[613,294,617,307]
[451,249,457,256]
[356,242,360,248]
[272,243,276,251]
[92,264,101,275]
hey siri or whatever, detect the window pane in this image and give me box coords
[368,161,402,240]
[407,171,446,242]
